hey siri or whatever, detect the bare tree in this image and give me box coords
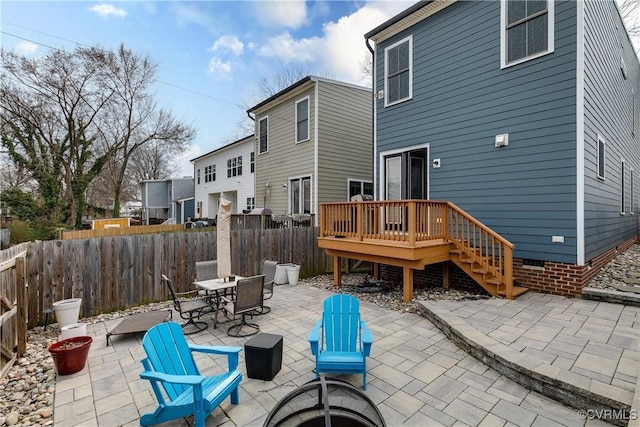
[619,0,640,42]
[1,47,116,227]
[99,45,196,217]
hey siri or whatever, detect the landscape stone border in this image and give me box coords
[418,298,635,427]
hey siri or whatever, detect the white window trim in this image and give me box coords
[378,143,430,200]
[597,135,606,180]
[258,116,269,154]
[384,35,413,107]
[500,0,555,69]
[288,175,313,215]
[621,158,626,215]
[295,96,310,144]
[347,178,374,201]
[631,168,635,215]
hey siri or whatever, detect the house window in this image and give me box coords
[196,201,202,216]
[227,156,242,178]
[631,169,635,214]
[296,97,309,142]
[247,197,255,210]
[621,159,626,214]
[197,169,200,185]
[597,136,606,180]
[204,165,216,183]
[250,152,255,173]
[502,0,554,67]
[385,36,412,106]
[290,176,311,214]
[259,117,268,154]
[348,180,374,200]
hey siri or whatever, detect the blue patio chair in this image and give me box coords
[139,322,242,427]
[308,294,373,390]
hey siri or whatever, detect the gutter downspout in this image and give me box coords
[247,112,263,208]
[313,77,320,226]
[366,37,377,201]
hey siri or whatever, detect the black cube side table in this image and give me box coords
[245,333,283,381]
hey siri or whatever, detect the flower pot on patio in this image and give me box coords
[48,335,92,375]
[286,264,300,286]
[275,263,294,285]
[52,298,82,329]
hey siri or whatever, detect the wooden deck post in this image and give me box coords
[333,255,342,287]
[373,262,379,280]
[402,266,413,302]
[442,262,450,290]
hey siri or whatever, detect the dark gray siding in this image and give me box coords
[583,0,640,261]
[144,182,169,208]
[375,0,578,263]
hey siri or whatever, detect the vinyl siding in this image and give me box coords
[254,85,315,215]
[582,0,640,261]
[193,136,255,217]
[375,0,578,263]
[317,81,373,204]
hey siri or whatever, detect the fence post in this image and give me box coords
[15,256,27,355]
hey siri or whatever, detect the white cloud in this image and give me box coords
[210,35,244,56]
[254,0,307,29]
[173,3,213,30]
[90,4,127,18]
[15,41,38,55]
[255,2,414,84]
[258,32,319,62]
[206,58,232,78]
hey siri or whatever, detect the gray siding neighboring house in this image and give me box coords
[248,76,372,223]
[141,178,194,224]
[366,0,639,290]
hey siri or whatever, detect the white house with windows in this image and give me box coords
[247,76,372,223]
[191,135,256,220]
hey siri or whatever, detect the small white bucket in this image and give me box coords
[275,264,294,285]
[53,298,82,329]
[61,323,87,340]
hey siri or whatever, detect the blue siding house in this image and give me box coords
[362,0,639,295]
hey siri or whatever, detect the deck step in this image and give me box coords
[486,278,502,285]
[460,258,475,264]
[472,268,488,275]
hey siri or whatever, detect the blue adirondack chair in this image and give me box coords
[309,294,373,389]
[139,322,242,427]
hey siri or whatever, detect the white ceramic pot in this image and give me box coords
[52,298,82,329]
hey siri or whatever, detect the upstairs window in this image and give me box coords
[296,97,309,142]
[384,36,412,106]
[259,117,268,154]
[250,152,255,173]
[197,168,201,185]
[204,165,216,183]
[227,156,242,178]
[502,0,554,67]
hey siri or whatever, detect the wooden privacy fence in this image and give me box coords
[16,227,329,329]
[0,242,30,375]
[59,223,185,240]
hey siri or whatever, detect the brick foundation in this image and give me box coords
[379,236,638,297]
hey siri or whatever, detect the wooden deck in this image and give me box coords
[318,200,528,302]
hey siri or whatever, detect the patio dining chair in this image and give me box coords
[162,274,212,334]
[220,275,264,337]
[254,260,277,315]
[195,260,219,300]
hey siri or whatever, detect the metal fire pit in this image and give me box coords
[264,376,386,427]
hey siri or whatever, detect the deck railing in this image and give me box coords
[319,200,514,293]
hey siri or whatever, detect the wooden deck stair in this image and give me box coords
[318,200,529,302]
[450,248,528,298]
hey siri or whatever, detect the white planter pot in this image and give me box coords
[61,322,87,340]
[52,298,82,329]
[286,265,301,286]
[275,264,294,285]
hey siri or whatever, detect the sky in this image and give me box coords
[0,0,415,177]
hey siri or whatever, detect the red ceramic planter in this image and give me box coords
[48,335,93,375]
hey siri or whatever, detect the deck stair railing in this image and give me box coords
[320,200,517,298]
